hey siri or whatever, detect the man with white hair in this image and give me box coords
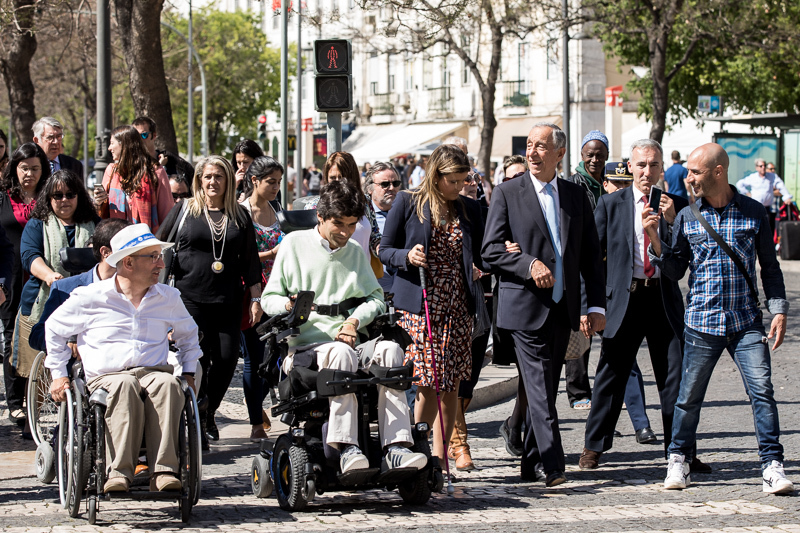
[46,223,202,493]
[737,158,793,236]
[32,117,84,176]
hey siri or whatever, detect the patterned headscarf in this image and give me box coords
[581,130,609,151]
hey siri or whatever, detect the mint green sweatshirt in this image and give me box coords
[261,228,385,348]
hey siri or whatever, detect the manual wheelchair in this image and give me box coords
[249,290,444,511]
[54,360,203,524]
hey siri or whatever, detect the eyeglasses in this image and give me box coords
[130,251,163,263]
[376,180,401,189]
[43,134,64,143]
[503,171,526,183]
[51,192,77,201]
[172,192,191,200]
[463,175,476,185]
[140,131,150,140]
[756,164,765,168]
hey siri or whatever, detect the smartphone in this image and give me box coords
[648,186,662,213]
[94,184,104,195]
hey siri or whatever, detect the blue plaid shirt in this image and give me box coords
[650,187,788,336]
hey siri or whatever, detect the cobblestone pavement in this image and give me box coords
[2,267,800,532]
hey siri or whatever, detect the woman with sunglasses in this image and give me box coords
[239,156,285,441]
[380,144,487,467]
[299,151,382,264]
[93,125,172,233]
[13,170,97,437]
[0,142,51,432]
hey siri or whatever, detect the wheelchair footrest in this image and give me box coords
[104,490,181,501]
[375,467,421,485]
[337,468,380,486]
[271,391,320,416]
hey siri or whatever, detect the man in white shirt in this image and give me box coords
[736,158,793,235]
[46,224,202,494]
[409,156,427,188]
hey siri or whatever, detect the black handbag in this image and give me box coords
[159,201,190,286]
[59,247,98,275]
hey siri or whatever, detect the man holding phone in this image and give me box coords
[579,140,710,474]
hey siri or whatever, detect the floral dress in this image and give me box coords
[252,217,283,283]
[399,219,472,392]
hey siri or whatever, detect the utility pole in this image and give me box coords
[562,0,571,177]
[295,6,303,202]
[188,0,194,164]
[94,0,112,178]
[280,1,289,208]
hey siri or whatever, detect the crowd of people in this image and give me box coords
[0,114,793,496]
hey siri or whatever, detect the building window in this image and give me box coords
[370,81,378,95]
[547,39,559,80]
[405,59,414,91]
[389,74,395,91]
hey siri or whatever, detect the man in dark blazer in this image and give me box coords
[482,123,606,486]
[33,117,84,177]
[579,140,708,473]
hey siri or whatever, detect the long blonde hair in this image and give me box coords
[187,155,243,225]
[412,144,470,224]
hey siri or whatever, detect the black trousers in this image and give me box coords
[564,347,592,405]
[182,299,243,416]
[2,315,25,411]
[584,285,683,457]
[511,300,571,475]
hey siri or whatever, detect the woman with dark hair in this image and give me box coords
[230,139,264,200]
[300,151,381,263]
[0,129,9,173]
[93,125,172,232]
[239,156,285,440]
[379,144,486,466]
[157,155,262,448]
[13,170,97,437]
[0,142,51,428]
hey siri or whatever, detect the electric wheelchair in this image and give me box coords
[249,290,444,511]
[54,360,203,523]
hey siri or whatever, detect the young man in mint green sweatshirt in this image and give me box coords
[262,180,426,475]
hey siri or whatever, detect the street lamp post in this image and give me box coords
[562,0,571,177]
[280,1,289,208]
[296,8,303,202]
[95,0,113,179]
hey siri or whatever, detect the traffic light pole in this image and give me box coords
[327,113,342,154]
[279,1,289,208]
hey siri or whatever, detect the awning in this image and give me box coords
[467,115,562,160]
[705,113,800,130]
[344,121,468,165]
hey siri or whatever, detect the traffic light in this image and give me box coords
[257,114,267,140]
[314,39,352,112]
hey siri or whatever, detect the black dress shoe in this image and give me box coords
[205,412,219,441]
[534,463,546,482]
[635,427,658,444]
[613,430,622,437]
[690,456,712,473]
[545,470,567,487]
[499,418,523,457]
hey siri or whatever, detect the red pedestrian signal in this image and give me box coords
[314,39,352,112]
[258,114,267,124]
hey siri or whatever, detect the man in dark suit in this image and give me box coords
[579,140,708,473]
[32,117,84,177]
[482,122,606,486]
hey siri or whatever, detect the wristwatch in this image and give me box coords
[251,297,261,303]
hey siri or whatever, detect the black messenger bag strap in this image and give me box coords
[689,202,760,308]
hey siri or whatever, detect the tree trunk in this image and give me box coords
[648,27,670,144]
[0,0,38,144]
[476,9,503,179]
[115,0,178,154]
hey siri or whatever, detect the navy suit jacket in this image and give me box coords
[481,171,605,332]
[594,186,688,339]
[379,190,486,315]
[29,269,95,352]
[57,154,84,177]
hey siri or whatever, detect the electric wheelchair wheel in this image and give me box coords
[251,455,273,498]
[271,435,313,511]
[27,351,59,447]
[68,381,90,518]
[398,436,433,505]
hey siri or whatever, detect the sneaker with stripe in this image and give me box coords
[382,445,427,472]
[762,460,794,494]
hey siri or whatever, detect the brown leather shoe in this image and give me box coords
[150,473,181,492]
[451,445,476,471]
[250,425,268,443]
[579,448,602,470]
[261,409,272,431]
[103,476,130,493]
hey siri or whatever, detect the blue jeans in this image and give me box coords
[669,321,783,465]
[625,362,651,432]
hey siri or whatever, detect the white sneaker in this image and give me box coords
[763,460,794,494]
[382,445,428,472]
[339,445,369,474]
[664,454,690,490]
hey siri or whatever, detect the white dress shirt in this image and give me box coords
[45,276,202,381]
[529,173,604,316]
[736,172,793,207]
[632,186,660,279]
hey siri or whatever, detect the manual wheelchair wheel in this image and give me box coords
[27,351,59,447]
[67,382,90,518]
[271,435,313,511]
[251,455,273,498]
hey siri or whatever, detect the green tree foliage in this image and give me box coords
[162,8,292,156]
[587,0,800,142]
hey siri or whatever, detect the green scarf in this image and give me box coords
[576,161,604,204]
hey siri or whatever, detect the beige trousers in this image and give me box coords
[284,341,413,449]
[88,365,184,481]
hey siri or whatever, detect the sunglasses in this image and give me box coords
[140,131,150,140]
[503,171,526,183]
[376,180,401,189]
[172,192,192,200]
[51,192,77,201]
